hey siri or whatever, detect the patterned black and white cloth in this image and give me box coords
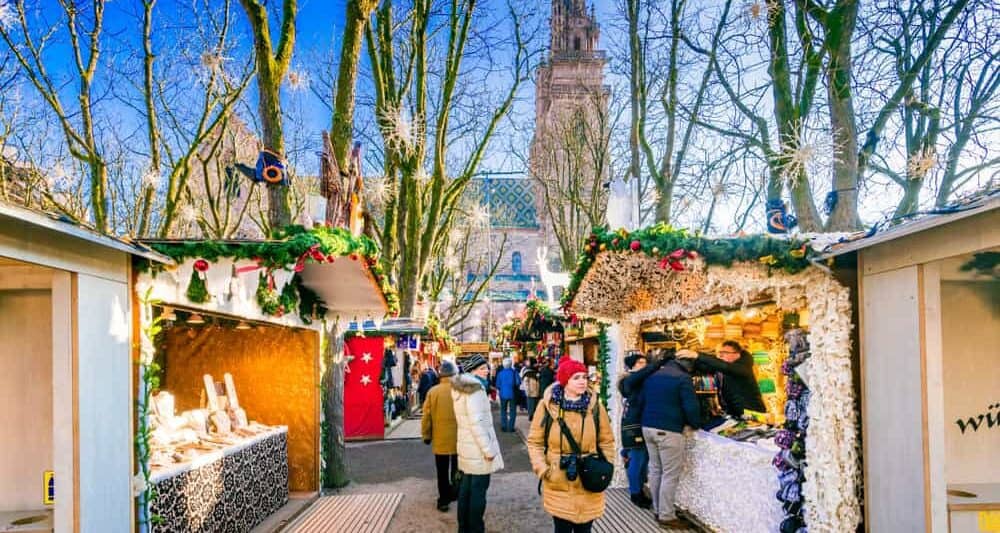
[151,430,289,533]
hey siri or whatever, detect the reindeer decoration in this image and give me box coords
[536,246,570,306]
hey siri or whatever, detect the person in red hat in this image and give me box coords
[526,357,616,532]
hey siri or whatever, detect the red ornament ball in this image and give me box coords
[193,259,210,272]
[630,240,641,251]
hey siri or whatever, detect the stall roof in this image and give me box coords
[346,316,426,334]
[0,200,172,263]
[140,235,390,317]
[819,189,999,258]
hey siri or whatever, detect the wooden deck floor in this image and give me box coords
[284,493,404,533]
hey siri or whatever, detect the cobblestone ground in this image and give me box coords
[337,407,550,533]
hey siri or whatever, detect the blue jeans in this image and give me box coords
[625,446,648,496]
[500,398,517,431]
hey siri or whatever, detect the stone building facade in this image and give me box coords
[453,1,609,343]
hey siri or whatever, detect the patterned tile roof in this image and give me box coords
[467,176,540,229]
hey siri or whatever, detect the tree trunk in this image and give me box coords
[824,1,862,231]
[627,0,643,187]
[322,329,349,488]
[90,159,109,232]
[258,73,292,231]
[137,0,160,237]
[331,0,378,168]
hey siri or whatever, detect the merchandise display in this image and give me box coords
[147,374,283,473]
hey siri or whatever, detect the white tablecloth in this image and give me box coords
[674,430,784,532]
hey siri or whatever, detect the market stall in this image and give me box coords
[821,192,998,532]
[0,202,171,533]
[134,226,395,532]
[562,225,860,533]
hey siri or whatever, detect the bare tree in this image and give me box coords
[528,89,617,268]
[0,1,112,230]
[363,0,535,316]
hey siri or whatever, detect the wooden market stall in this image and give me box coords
[0,201,171,533]
[133,226,395,532]
[342,317,428,439]
[563,225,861,533]
[821,191,999,532]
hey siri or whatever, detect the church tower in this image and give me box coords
[531,0,609,270]
[535,0,607,123]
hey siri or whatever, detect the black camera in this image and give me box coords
[559,454,579,481]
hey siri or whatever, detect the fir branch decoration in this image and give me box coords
[561,225,813,309]
[597,323,610,409]
[185,270,210,303]
[140,225,400,316]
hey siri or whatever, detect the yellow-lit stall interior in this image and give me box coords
[158,311,319,492]
[640,304,808,425]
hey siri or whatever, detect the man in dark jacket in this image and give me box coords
[418,363,439,408]
[678,340,765,417]
[537,357,555,395]
[617,351,663,508]
[636,357,701,528]
[495,358,520,432]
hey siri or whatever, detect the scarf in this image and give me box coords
[550,383,591,412]
[475,375,489,390]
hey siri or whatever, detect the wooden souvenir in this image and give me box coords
[223,373,249,429]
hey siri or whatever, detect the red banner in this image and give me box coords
[343,336,386,439]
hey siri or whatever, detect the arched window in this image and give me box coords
[512,251,523,273]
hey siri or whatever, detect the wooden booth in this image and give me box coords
[822,192,999,532]
[133,227,393,532]
[563,226,861,533]
[0,201,171,533]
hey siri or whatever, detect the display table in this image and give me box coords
[675,430,783,532]
[150,427,289,533]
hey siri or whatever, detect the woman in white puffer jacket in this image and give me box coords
[451,355,504,532]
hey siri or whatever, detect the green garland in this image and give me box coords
[138,225,400,316]
[135,289,164,527]
[597,323,610,409]
[562,224,813,308]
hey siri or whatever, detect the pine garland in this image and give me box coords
[597,323,610,408]
[562,224,813,309]
[139,225,400,316]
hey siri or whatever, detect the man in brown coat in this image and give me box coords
[421,359,459,511]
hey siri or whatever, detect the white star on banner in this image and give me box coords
[360,374,372,386]
[361,352,373,364]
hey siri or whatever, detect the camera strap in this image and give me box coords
[556,409,584,456]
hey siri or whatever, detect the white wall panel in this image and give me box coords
[861,265,927,532]
[75,275,132,533]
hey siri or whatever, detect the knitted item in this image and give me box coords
[550,384,592,413]
[556,358,587,387]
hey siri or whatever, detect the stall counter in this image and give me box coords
[675,430,784,532]
[149,427,289,533]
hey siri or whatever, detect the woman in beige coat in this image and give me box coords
[527,358,616,533]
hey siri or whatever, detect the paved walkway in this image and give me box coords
[291,404,697,533]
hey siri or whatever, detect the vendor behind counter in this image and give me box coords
[678,340,765,418]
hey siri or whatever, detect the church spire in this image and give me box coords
[550,0,600,59]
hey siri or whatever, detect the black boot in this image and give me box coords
[631,493,653,509]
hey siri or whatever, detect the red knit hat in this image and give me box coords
[556,358,588,387]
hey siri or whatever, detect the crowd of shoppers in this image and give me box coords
[418,342,750,532]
